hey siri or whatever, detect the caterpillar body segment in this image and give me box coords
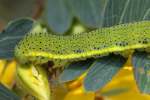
[15,21,150,67]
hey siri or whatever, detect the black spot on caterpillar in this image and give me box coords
[15,21,150,67]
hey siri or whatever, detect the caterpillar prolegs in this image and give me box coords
[15,21,150,67]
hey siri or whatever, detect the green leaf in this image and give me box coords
[0,83,20,100]
[132,51,150,93]
[68,0,106,28]
[103,0,150,27]
[44,0,150,32]
[45,0,73,34]
[84,54,126,91]
[59,59,94,83]
[0,18,34,59]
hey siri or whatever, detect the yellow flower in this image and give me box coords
[0,60,16,89]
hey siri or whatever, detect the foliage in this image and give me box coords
[132,51,150,93]
[0,83,20,100]
[45,0,150,33]
[0,18,34,59]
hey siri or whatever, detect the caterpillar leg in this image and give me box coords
[53,60,70,68]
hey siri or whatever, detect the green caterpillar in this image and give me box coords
[15,21,150,67]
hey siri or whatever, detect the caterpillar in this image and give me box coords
[15,21,150,67]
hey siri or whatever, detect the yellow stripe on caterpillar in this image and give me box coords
[24,43,150,59]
